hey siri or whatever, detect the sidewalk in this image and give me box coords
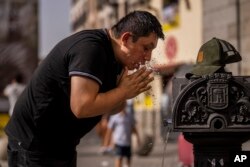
[0,161,7,167]
[76,130,180,167]
[0,135,7,167]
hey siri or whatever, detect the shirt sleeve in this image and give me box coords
[67,40,107,85]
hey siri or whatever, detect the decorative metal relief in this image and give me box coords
[172,73,250,132]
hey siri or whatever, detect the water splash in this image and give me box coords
[161,122,172,167]
[139,61,160,75]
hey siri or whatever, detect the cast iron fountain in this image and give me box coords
[171,38,250,167]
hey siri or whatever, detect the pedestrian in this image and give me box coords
[5,10,164,166]
[105,101,140,167]
[99,99,135,155]
[3,73,25,116]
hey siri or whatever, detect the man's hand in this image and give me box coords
[117,67,154,99]
[70,67,153,118]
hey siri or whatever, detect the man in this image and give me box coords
[5,10,164,166]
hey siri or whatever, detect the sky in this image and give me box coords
[38,0,71,59]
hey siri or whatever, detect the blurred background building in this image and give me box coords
[70,0,250,76]
[0,0,38,93]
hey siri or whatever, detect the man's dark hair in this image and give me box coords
[111,11,165,42]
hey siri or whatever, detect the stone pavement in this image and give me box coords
[0,161,7,167]
[76,130,180,167]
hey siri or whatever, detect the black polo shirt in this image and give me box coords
[5,29,122,156]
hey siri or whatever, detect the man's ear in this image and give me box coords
[121,32,132,45]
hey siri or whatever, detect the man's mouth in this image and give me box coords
[133,63,140,69]
[137,62,146,69]
[132,61,147,70]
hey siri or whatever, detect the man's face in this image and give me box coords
[121,32,158,70]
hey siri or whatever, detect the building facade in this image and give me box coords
[0,0,38,92]
[70,0,250,76]
[203,0,250,75]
